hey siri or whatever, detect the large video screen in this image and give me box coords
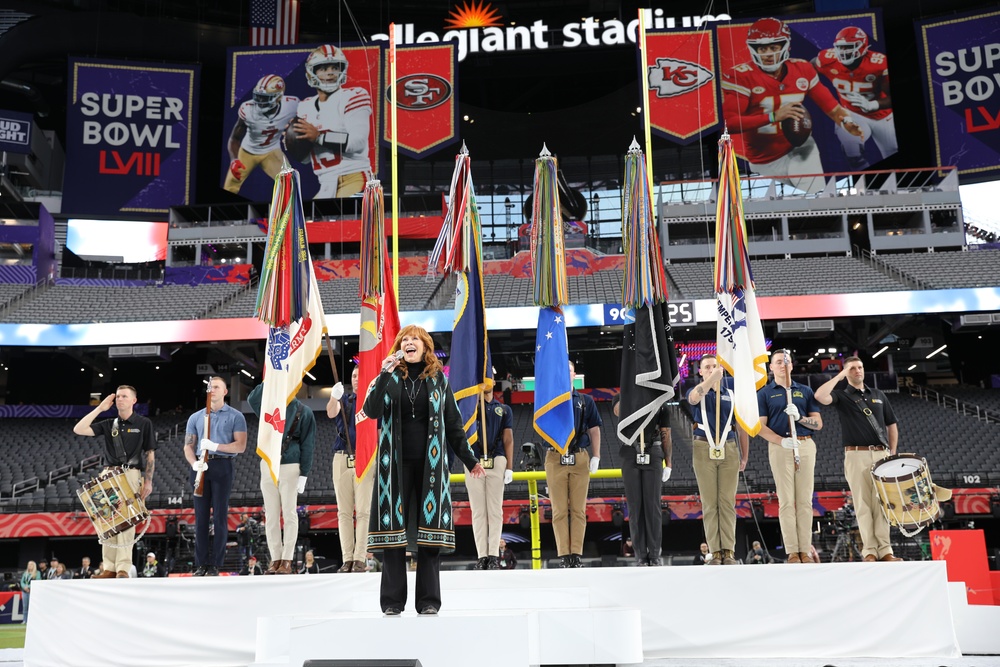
[66,219,168,263]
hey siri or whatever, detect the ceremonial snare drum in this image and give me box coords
[77,466,150,542]
[870,454,951,537]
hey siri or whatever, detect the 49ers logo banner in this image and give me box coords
[64,59,199,216]
[643,30,720,143]
[383,43,458,157]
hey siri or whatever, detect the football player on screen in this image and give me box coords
[721,17,862,194]
[223,75,299,194]
[812,26,896,169]
[284,45,372,199]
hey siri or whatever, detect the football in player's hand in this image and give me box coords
[781,108,812,148]
[283,123,312,163]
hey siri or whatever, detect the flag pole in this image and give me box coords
[637,8,656,202]
[785,352,800,471]
[389,23,400,300]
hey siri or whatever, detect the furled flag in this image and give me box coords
[250,0,300,46]
[714,131,768,436]
[429,144,493,449]
[355,179,401,478]
[254,166,326,484]
[618,138,680,446]
[531,145,575,454]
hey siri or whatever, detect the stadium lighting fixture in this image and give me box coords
[817,348,826,354]
[828,347,837,353]
[808,357,815,363]
[907,364,917,371]
[926,344,947,359]
[305,371,316,380]
[872,345,889,358]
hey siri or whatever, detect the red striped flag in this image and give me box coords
[250,0,300,46]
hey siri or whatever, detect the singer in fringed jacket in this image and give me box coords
[363,324,484,615]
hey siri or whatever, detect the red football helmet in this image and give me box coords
[747,18,791,73]
[834,26,869,66]
[252,75,285,114]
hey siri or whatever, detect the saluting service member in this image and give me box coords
[815,357,902,562]
[73,385,156,579]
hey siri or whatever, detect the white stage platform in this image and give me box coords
[23,561,994,667]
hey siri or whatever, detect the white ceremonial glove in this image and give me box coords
[191,460,208,472]
[588,456,600,474]
[504,469,514,485]
[331,382,345,400]
[780,437,797,450]
[200,438,220,453]
[783,404,801,421]
[662,466,672,483]
[843,91,879,113]
[297,476,307,494]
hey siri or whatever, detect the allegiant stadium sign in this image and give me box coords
[372,10,730,62]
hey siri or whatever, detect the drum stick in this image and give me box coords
[193,376,212,497]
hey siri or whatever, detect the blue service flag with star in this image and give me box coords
[450,255,493,451]
[533,306,575,454]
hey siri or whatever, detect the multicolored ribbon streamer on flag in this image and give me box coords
[430,145,493,448]
[714,132,768,436]
[356,179,401,479]
[254,166,326,484]
[531,145,575,454]
[618,138,680,447]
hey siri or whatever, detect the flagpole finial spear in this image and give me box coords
[628,136,642,153]
[539,142,551,157]
[720,125,731,142]
[459,141,469,156]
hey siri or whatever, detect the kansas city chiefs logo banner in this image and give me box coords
[642,30,721,143]
[383,43,458,157]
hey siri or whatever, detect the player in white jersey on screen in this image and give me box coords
[224,74,298,194]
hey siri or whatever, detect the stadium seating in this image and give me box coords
[879,249,1000,289]
[0,283,246,324]
[666,256,908,299]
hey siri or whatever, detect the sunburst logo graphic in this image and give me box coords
[444,0,503,29]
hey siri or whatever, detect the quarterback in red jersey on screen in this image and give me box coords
[812,26,896,169]
[722,17,862,194]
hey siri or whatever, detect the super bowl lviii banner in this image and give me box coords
[382,43,458,158]
[717,11,896,193]
[916,9,1000,180]
[63,59,199,216]
[642,29,721,144]
[223,43,382,202]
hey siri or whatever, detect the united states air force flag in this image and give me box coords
[533,306,575,454]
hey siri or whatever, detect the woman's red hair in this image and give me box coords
[391,325,442,379]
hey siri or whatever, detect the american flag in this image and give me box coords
[250,0,300,46]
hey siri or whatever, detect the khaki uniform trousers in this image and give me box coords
[768,437,817,554]
[223,147,284,193]
[844,447,892,559]
[260,460,301,561]
[545,450,591,557]
[466,455,507,558]
[101,467,143,575]
[333,451,375,562]
[691,440,739,553]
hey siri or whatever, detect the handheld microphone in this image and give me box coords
[382,349,405,372]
